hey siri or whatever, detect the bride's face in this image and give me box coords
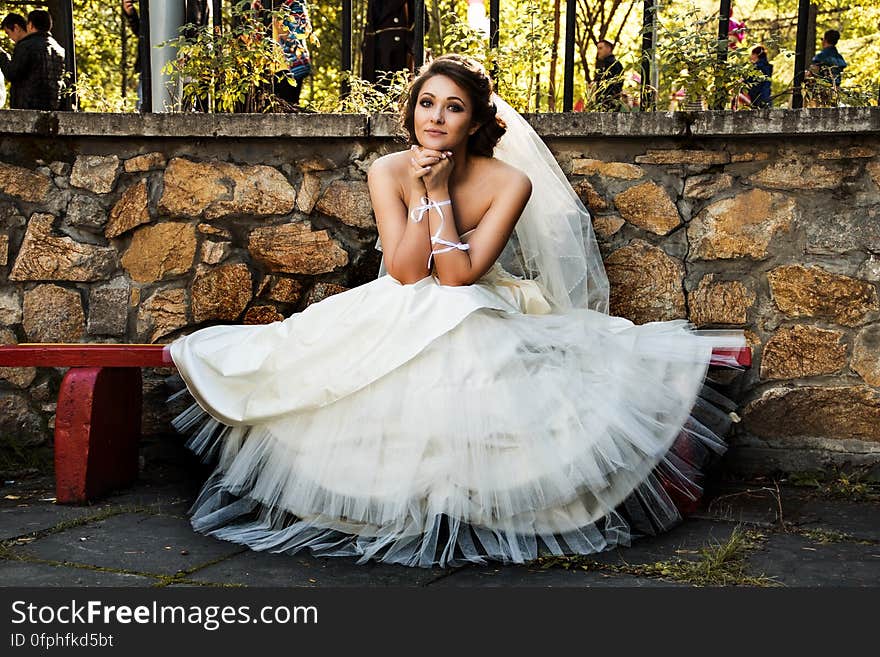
[413,74,479,151]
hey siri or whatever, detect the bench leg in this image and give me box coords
[54,367,142,504]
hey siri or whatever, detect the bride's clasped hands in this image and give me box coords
[409,145,455,196]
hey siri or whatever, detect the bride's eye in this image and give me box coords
[448,104,463,112]
[419,99,433,107]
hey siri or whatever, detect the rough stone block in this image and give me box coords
[759,325,847,380]
[23,284,84,342]
[87,280,130,336]
[605,240,685,324]
[248,222,348,275]
[70,155,120,194]
[768,265,879,326]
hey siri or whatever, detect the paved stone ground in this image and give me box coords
[1,438,878,588]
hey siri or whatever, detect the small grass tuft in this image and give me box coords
[533,527,779,587]
[786,468,879,502]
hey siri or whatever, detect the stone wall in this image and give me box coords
[1,107,879,476]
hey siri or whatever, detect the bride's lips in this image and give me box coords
[423,129,447,136]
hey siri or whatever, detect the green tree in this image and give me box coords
[72,0,135,112]
[5,0,875,113]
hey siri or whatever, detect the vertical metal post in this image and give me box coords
[535,72,540,112]
[489,0,500,81]
[58,0,77,110]
[640,0,655,111]
[805,3,817,72]
[562,0,575,111]
[714,0,731,109]
[341,0,352,97]
[792,0,810,109]
[140,0,153,112]
[489,0,500,49]
[212,0,222,31]
[121,6,128,99]
[147,0,184,112]
[414,0,426,70]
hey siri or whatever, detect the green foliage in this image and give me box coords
[3,0,877,112]
[72,0,137,112]
[790,467,879,501]
[441,4,554,111]
[333,69,411,113]
[650,3,775,109]
[161,1,308,113]
[297,0,350,110]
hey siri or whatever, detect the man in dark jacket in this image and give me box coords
[811,29,847,88]
[595,39,624,111]
[807,29,847,106]
[361,0,418,91]
[0,10,65,110]
[0,13,26,43]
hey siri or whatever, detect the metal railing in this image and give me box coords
[336,0,818,112]
[67,0,823,112]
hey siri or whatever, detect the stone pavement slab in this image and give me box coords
[12,512,244,576]
[185,551,687,587]
[1,475,108,541]
[427,564,688,587]
[0,560,160,586]
[694,482,880,544]
[0,504,100,542]
[101,485,194,518]
[746,533,880,586]
[185,549,442,587]
[792,499,880,542]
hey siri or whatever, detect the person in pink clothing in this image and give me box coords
[727,8,746,49]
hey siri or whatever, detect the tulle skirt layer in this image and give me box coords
[170,272,744,568]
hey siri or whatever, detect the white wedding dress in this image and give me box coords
[169,99,746,568]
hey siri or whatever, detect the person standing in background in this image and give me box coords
[253,0,313,109]
[0,13,26,109]
[594,39,624,111]
[0,10,65,110]
[745,45,772,108]
[807,29,847,106]
[361,0,417,91]
[727,8,746,49]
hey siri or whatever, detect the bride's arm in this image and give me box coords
[367,154,433,284]
[428,170,532,287]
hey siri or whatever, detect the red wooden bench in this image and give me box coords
[0,344,171,504]
[0,343,751,505]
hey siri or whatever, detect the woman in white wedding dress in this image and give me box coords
[169,55,745,568]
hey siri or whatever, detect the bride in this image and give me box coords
[169,54,745,568]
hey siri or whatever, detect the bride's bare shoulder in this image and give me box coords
[369,150,410,178]
[482,157,531,195]
[367,151,411,203]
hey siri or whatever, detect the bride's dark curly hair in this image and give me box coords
[400,55,506,157]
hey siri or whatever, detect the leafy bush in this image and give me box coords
[160,1,306,113]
